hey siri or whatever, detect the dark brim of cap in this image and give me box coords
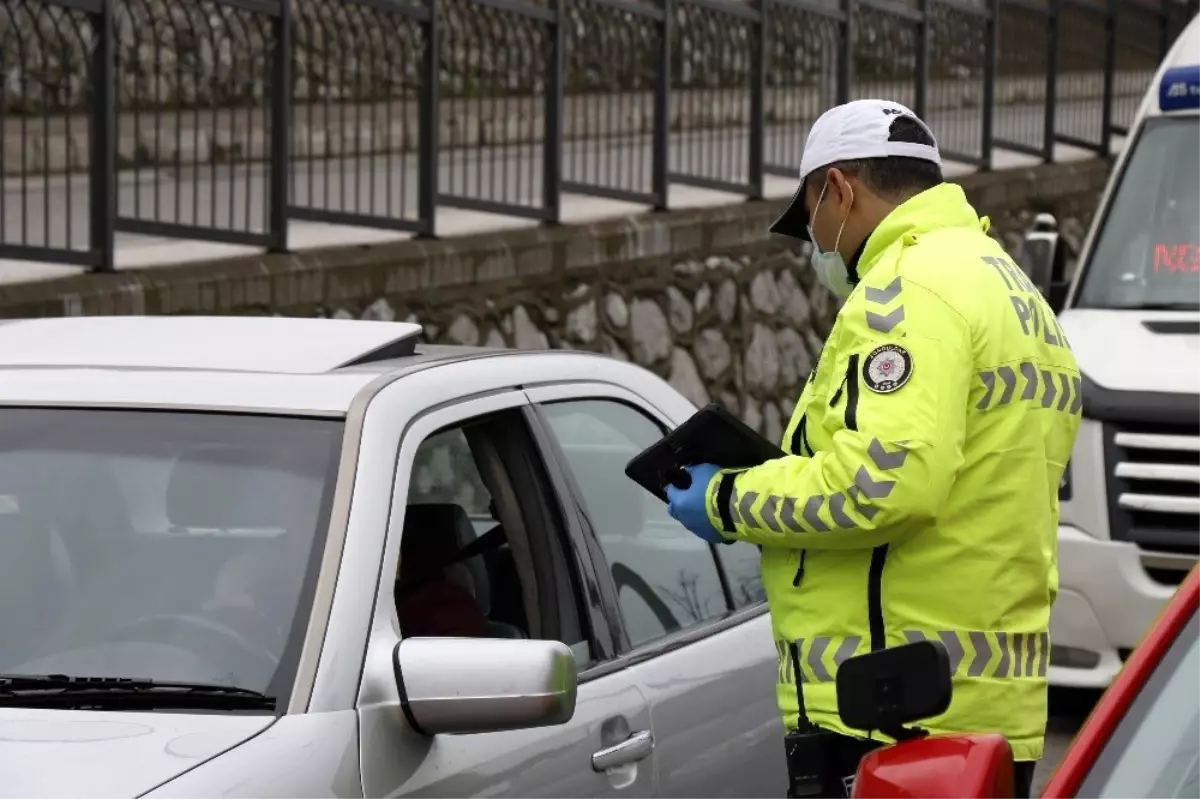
[767,182,811,242]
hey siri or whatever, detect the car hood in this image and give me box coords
[0,708,273,798]
[1059,309,1200,394]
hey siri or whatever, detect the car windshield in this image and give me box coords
[1074,117,1200,311]
[0,409,343,707]
[1078,610,1199,797]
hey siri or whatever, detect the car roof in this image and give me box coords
[1164,13,1200,73]
[1140,12,1199,120]
[0,316,532,415]
[0,316,431,374]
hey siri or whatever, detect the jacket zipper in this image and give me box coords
[829,374,848,408]
[794,358,862,591]
[838,353,888,648]
[790,415,813,457]
[842,354,861,432]
[792,550,807,587]
[868,546,888,650]
[791,415,813,588]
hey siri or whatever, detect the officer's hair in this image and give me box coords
[818,116,944,201]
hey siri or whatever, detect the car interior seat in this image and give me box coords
[181,447,324,635]
[399,503,526,639]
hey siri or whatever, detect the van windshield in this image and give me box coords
[0,409,343,709]
[1075,117,1200,311]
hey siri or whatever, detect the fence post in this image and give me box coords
[981,0,998,169]
[268,0,292,253]
[652,0,672,210]
[88,0,116,273]
[838,0,855,104]
[1157,0,1170,60]
[542,0,564,224]
[748,0,767,200]
[1042,0,1059,163]
[418,0,440,236]
[1100,0,1116,156]
[914,0,929,118]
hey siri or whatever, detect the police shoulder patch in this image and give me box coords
[862,343,913,394]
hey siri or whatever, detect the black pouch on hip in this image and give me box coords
[783,727,836,798]
[782,642,841,798]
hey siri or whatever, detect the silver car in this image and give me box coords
[0,315,786,798]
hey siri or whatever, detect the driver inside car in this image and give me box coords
[200,543,294,655]
[395,505,491,639]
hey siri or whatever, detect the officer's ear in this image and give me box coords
[822,167,857,216]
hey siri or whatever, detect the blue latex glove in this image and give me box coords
[666,463,729,545]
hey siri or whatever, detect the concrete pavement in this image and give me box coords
[0,95,1125,286]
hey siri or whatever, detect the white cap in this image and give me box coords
[768,99,941,241]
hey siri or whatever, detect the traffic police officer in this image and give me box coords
[667,99,1080,798]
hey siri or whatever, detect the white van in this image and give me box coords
[1019,13,1200,688]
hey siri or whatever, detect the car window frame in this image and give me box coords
[0,406,345,713]
[522,383,769,678]
[356,389,606,712]
[1076,608,1200,797]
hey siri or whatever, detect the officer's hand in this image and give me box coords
[666,463,730,545]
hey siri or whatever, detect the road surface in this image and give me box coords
[1034,688,1102,794]
[0,96,1122,276]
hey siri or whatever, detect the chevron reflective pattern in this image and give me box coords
[864,276,905,334]
[728,439,908,532]
[777,630,1049,684]
[975,362,1081,414]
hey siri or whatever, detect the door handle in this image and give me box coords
[591,730,655,772]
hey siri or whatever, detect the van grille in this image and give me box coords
[1105,423,1200,557]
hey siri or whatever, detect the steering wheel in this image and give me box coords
[106,613,280,673]
[611,563,680,635]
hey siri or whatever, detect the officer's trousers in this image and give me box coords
[784,729,1038,798]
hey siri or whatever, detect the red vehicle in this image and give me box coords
[849,565,1199,798]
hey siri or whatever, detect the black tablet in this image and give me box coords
[625,403,787,503]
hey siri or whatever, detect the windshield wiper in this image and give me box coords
[0,674,276,712]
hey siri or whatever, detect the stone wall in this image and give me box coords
[374,248,834,444]
[0,156,1111,434]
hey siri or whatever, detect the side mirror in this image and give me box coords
[394,637,577,735]
[836,640,952,739]
[1019,213,1060,296]
[852,733,1015,799]
[1019,212,1074,313]
[838,642,1016,799]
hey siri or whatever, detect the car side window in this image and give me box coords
[720,540,767,609]
[540,399,754,648]
[396,410,588,658]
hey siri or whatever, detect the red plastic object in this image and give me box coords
[1041,564,1199,798]
[852,733,1014,799]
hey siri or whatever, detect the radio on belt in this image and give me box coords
[1159,64,1200,112]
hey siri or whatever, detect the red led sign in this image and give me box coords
[1152,243,1200,273]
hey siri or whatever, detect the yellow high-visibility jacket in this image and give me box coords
[705,183,1080,762]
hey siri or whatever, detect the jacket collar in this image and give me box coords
[854,183,985,281]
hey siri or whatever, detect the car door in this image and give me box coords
[357,389,659,798]
[524,382,788,798]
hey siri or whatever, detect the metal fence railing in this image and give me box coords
[0,0,1195,272]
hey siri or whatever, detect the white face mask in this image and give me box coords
[806,182,855,299]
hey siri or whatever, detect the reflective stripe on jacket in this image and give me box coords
[706,183,1081,762]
